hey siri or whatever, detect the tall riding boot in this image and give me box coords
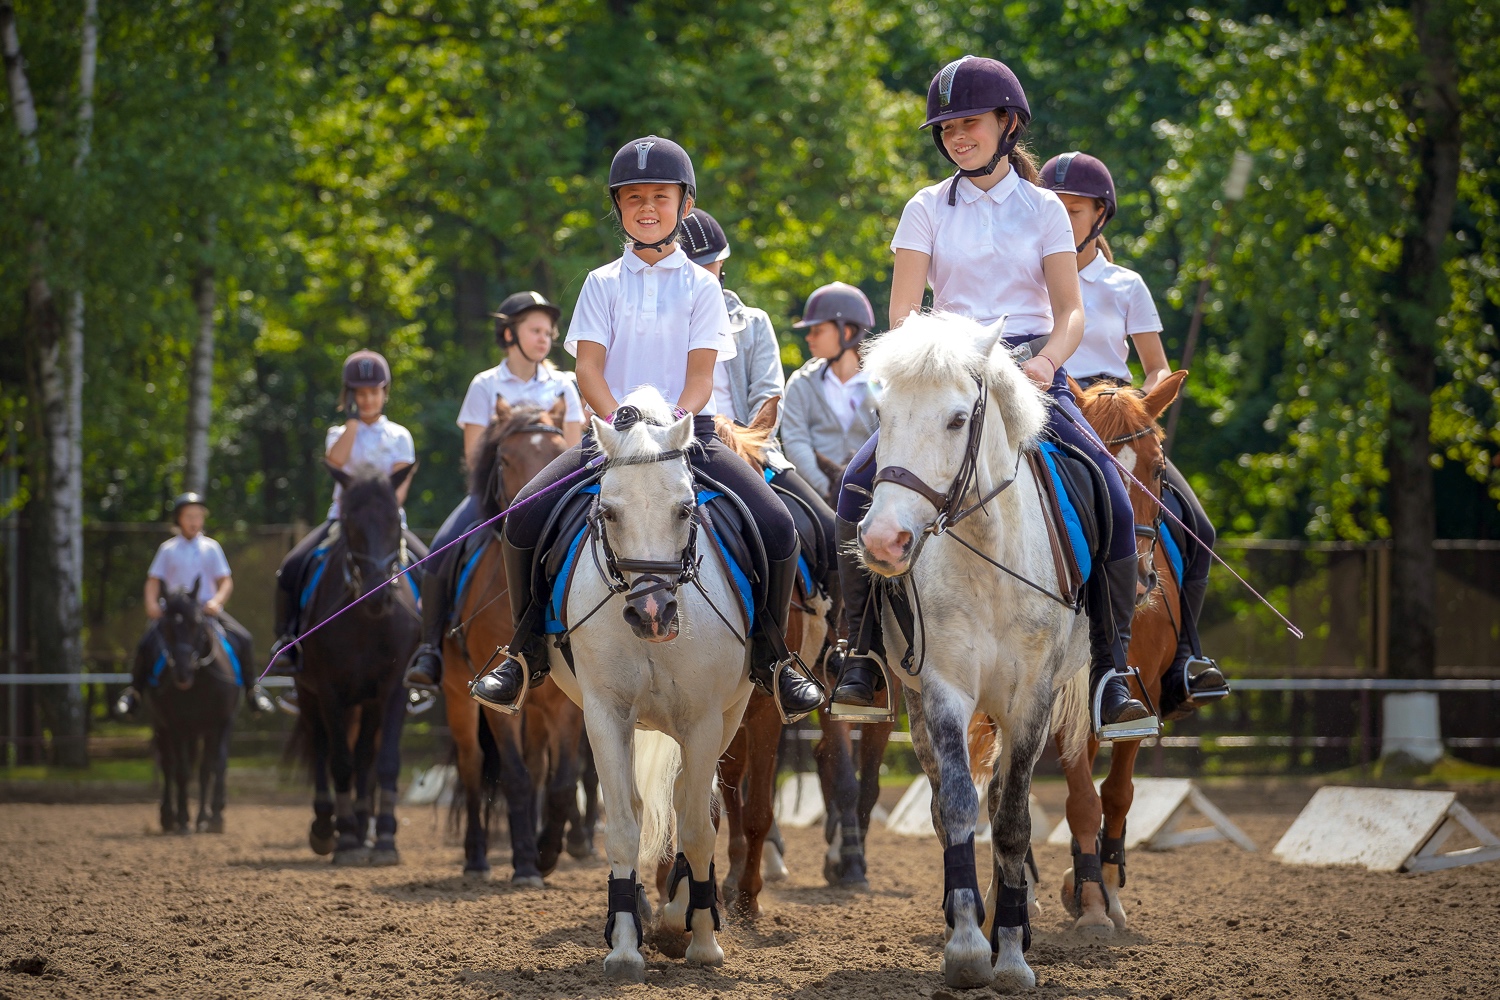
[403,567,450,692]
[749,549,826,723]
[1158,571,1228,721]
[829,516,889,713]
[266,583,300,676]
[469,541,547,715]
[1087,555,1156,740]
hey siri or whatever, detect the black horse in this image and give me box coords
[294,461,423,865]
[148,582,242,834]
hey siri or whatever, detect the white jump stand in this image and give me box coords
[1274,786,1500,872]
[1046,777,1256,852]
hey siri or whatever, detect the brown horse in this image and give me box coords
[1050,370,1189,934]
[440,397,593,884]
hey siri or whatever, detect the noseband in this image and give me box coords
[162,611,216,670]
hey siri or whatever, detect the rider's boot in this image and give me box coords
[245,684,275,714]
[1158,572,1229,721]
[748,549,826,723]
[403,568,448,692]
[829,516,888,714]
[266,583,300,677]
[1088,555,1157,741]
[469,541,547,714]
[115,686,141,716]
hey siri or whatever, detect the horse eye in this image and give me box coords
[947,414,967,431]
[677,503,692,521]
[600,506,616,522]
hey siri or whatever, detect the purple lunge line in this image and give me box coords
[256,454,606,683]
[1050,402,1305,640]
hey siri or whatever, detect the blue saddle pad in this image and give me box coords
[300,537,421,611]
[1039,441,1094,584]
[543,485,756,634]
[148,628,243,687]
[1160,491,1186,586]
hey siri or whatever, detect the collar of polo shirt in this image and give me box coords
[622,246,689,272]
[953,167,1022,206]
[1079,252,1109,283]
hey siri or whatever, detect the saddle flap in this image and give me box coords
[697,489,759,628]
[1032,438,1114,597]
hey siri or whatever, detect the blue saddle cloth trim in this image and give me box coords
[147,631,242,687]
[696,489,755,628]
[455,540,487,610]
[299,541,334,610]
[1161,510,1185,587]
[1039,441,1093,583]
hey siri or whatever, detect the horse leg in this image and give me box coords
[306,708,336,856]
[370,679,406,866]
[207,724,230,833]
[1097,738,1138,931]
[535,699,580,878]
[448,690,490,877]
[156,725,176,833]
[579,732,600,856]
[739,697,782,916]
[487,711,543,887]
[351,705,379,848]
[815,716,862,886]
[196,732,212,832]
[566,723,597,859]
[584,704,649,984]
[986,706,1051,993]
[323,698,365,864]
[174,732,191,833]
[717,723,751,917]
[908,684,992,989]
[674,717,727,967]
[1057,731,1111,936]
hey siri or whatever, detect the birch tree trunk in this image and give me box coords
[185,262,215,494]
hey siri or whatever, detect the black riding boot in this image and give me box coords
[403,569,449,692]
[1087,555,1156,741]
[748,549,826,724]
[1158,572,1229,720]
[829,516,888,714]
[266,580,300,676]
[469,541,547,715]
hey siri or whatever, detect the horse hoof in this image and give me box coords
[205,817,225,835]
[1072,914,1115,939]
[603,953,646,984]
[511,874,544,889]
[941,924,995,989]
[1060,868,1080,918]
[333,846,370,866]
[463,864,492,882]
[991,960,1037,994]
[566,838,596,861]
[685,943,726,967]
[310,834,335,856]
[173,826,192,837]
[369,847,400,867]
[652,925,689,961]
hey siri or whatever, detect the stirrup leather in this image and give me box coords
[827,641,897,724]
[769,650,824,726]
[1091,666,1159,742]
[468,644,532,717]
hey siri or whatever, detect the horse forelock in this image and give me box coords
[599,387,682,463]
[1079,383,1160,447]
[469,402,554,498]
[339,464,401,536]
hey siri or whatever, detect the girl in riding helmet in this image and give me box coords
[403,291,584,691]
[780,282,881,506]
[679,208,841,605]
[830,55,1154,745]
[469,136,824,721]
[268,350,420,677]
[1040,150,1228,719]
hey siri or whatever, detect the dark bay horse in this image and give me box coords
[147,583,241,834]
[295,461,422,865]
[441,398,594,884]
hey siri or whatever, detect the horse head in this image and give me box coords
[1073,370,1187,605]
[157,582,213,690]
[590,388,697,642]
[326,460,413,607]
[471,397,569,518]
[857,312,1046,577]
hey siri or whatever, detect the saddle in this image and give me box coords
[1025,436,1114,603]
[536,471,766,636]
[299,521,423,612]
[141,619,245,687]
[1158,482,1188,586]
[767,469,828,601]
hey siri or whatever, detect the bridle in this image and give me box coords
[487,420,566,510]
[161,606,217,671]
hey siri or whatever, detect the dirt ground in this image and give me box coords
[2,782,1498,1000]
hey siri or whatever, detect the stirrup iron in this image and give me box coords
[1185,655,1229,702]
[770,651,824,726]
[827,641,897,724]
[468,644,532,717]
[1091,666,1158,742]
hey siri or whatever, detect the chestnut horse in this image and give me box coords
[440,398,593,884]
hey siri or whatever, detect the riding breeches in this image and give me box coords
[276,520,335,598]
[768,466,838,597]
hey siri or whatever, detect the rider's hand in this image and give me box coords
[146,603,163,621]
[203,599,222,617]
[1022,355,1057,389]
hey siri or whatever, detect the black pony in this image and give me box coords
[148,582,241,834]
[293,461,423,864]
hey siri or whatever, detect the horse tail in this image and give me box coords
[968,713,999,785]
[1051,668,1091,767]
[633,729,681,874]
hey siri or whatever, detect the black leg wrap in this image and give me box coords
[1100,823,1127,889]
[1024,845,1040,887]
[990,882,1032,954]
[1070,837,1109,914]
[604,872,644,948]
[669,852,720,934]
[941,835,984,929]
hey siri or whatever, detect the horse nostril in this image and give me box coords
[622,604,645,628]
[895,530,913,554]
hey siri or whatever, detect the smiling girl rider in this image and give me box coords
[830,56,1155,745]
[1040,150,1228,720]
[467,136,825,721]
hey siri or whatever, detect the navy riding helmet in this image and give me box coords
[1040,151,1117,252]
[679,208,731,267]
[607,135,697,253]
[793,282,876,354]
[491,290,561,351]
[171,492,207,526]
[342,349,391,389]
[922,55,1032,205]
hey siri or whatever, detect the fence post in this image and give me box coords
[1359,688,1372,775]
[1375,543,1390,677]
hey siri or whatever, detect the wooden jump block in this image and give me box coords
[773,771,827,829]
[1273,786,1500,873]
[884,776,1050,844]
[1045,777,1256,852]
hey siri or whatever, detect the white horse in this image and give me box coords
[544,388,753,983]
[858,313,1093,991]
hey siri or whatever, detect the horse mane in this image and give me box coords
[604,387,683,462]
[862,311,1048,450]
[1076,382,1161,445]
[468,402,555,501]
[713,416,771,473]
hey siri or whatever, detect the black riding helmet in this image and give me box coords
[171,492,207,526]
[1040,151,1118,252]
[492,290,561,360]
[792,282,877,354]
[608,135,697,253]
[922,55,1033,206]
[679,208,731,267]
[341,349,391,413]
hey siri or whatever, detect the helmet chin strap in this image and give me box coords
[614,188,687,253]
[946,110,1018,206]
[1075,208,1108,254]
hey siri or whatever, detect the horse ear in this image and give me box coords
[591,415,619,456]
[749,396,780,433]
[493,396,513,425]
[977,315,1009,362]
[390,462,417,491]
[1143,370,1188,419]
[325,459,353,489]
[191,575,201,600]
[664,411,695,452]
[547,395,567,426]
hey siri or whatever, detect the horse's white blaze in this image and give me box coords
[1117,443,1138,476]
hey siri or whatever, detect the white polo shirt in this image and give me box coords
[456,360,584,428]
[324,415,416,518]
[148,534,231,604]
[1070,254,1164,380]
[820,367,872,433]
[565,246,736,415]
[891,169,1076,339]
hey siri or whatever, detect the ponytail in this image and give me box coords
[1096,234,1114,262]
[1008,142,1040,184]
